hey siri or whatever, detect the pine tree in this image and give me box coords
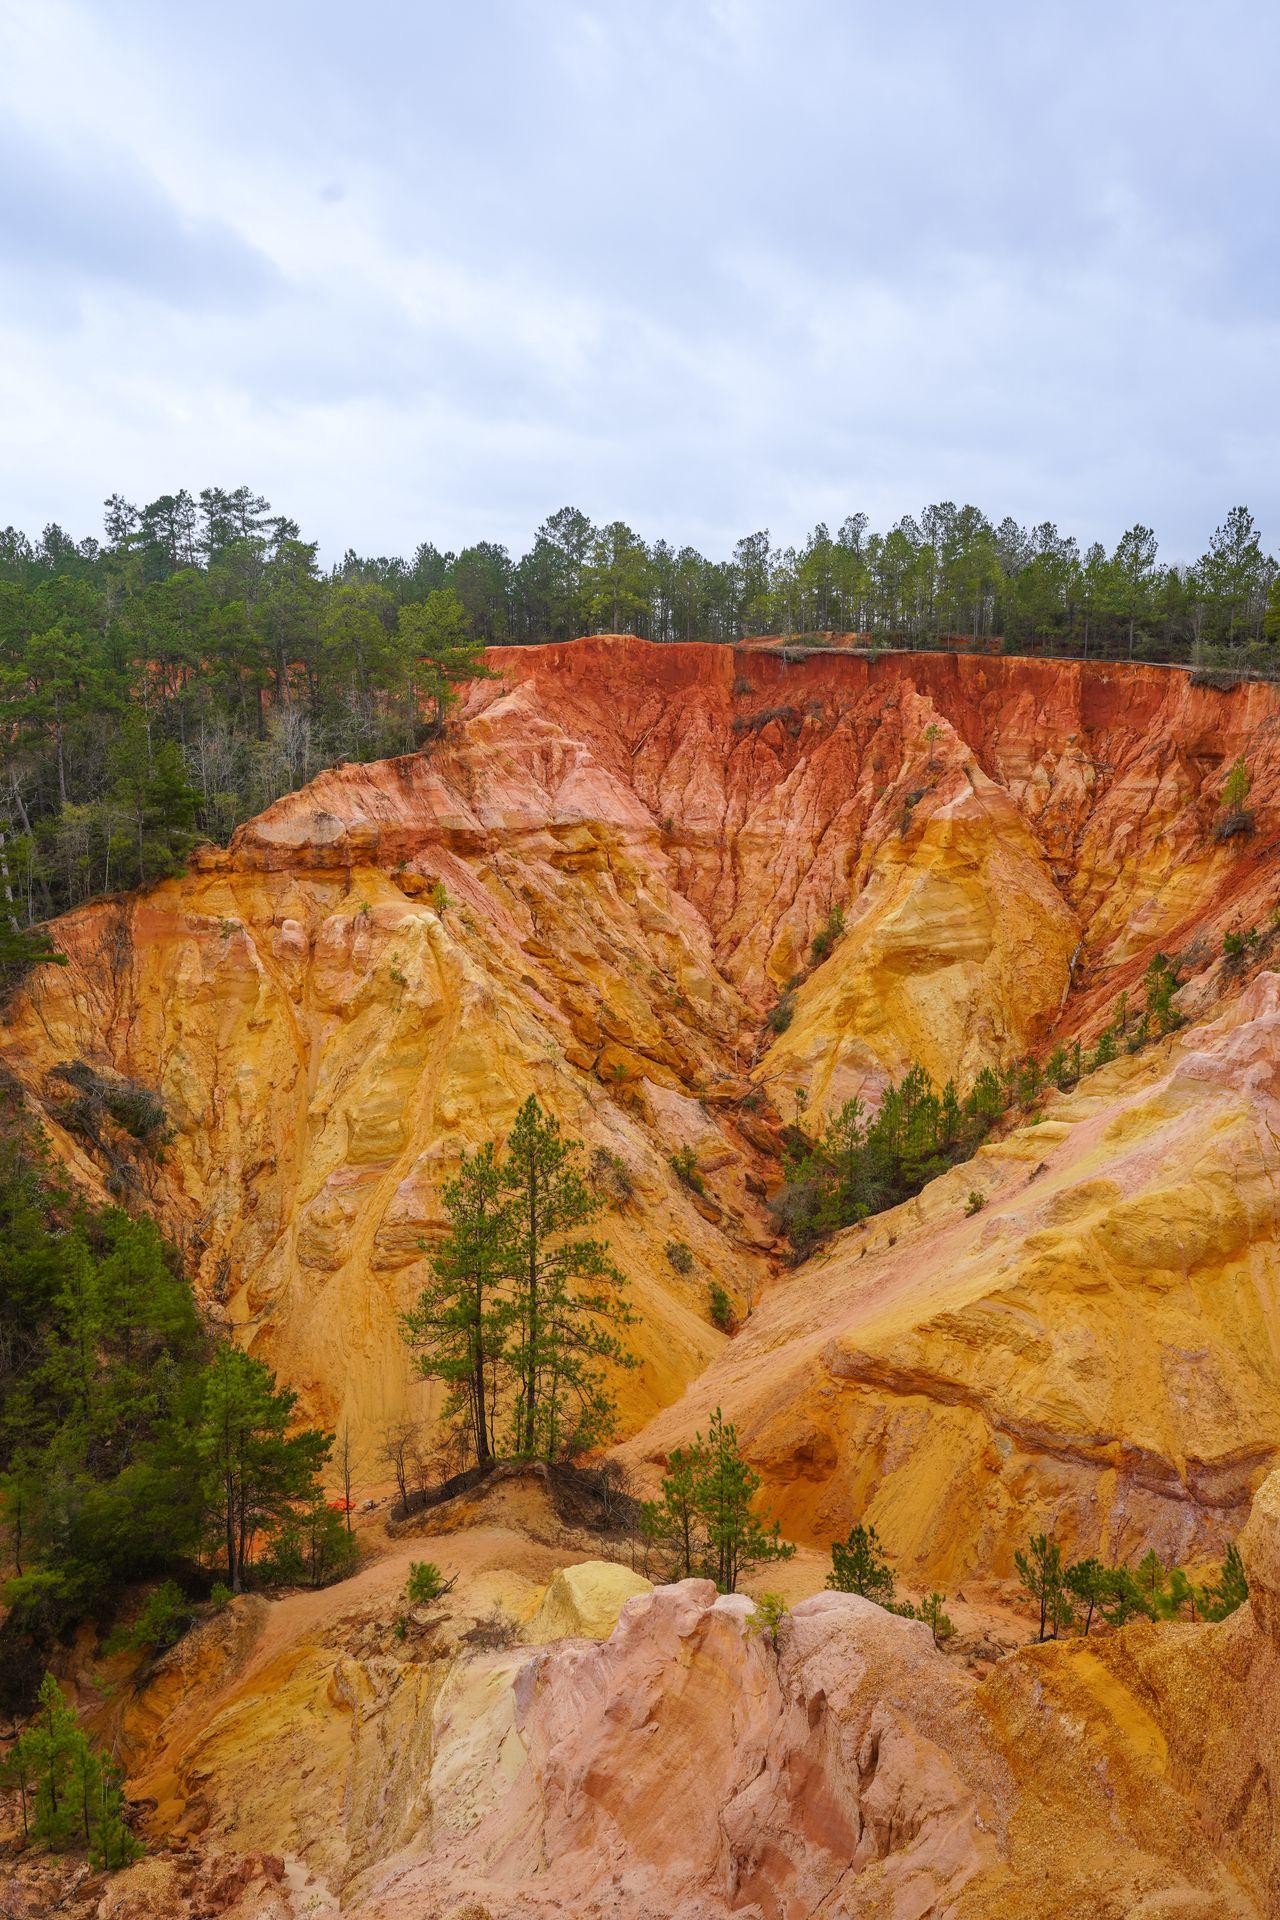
[397,588,489,734]
[196,1348,332,1590]
[827,1521,895,1603]
[402,1143,515,1468]
[1015,1533,1069,1641]
[3,1672,140,1866]
[1064,1556,1106,1634]
[502,1097,635,1461]
[641,1441,706,1578]
[26,1671,79,1848]
[695,1407,794,1593]
[1201,1542,1249,1621]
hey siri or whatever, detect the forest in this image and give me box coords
[1,486,1278,944]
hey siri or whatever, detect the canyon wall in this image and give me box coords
[4,638,1280,1558]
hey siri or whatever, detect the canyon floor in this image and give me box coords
[5,637,1280,1916]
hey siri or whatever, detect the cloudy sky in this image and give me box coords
[1,0,1277,563]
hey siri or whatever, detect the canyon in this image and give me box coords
[5,635,1280,1914]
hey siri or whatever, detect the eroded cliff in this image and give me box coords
[4,638,1280,1540]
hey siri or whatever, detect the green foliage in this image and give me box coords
[1,489,1276,950]
[964,1189,985,1216]
[827,1521,895,1604]
[402,1142,515,1469]
[256,1495,358,1589]
[116,1579,195,1653]
[642,1408,794,1592]
[402,1098,636,1468]
[1143,952,1181,1032]
[590,1148,635,1207]
[773,1063,995,1255]
[669,1145,705,1193]
[1089,1025,1119,1070]
[0,1100,210,1707]
[917,1590,956,1646]
[747,1590,790,1647]
[197,1346,336,1591]
[1015,1534,1069,1641]
[406,1560,447,1604]
[430,880,450,914]
[1200,1542,1249,1620]
[1222,926,1259,967]
[809,904,846,966]
[765,989,795,1034]
[664,1238,694,1274]
[1,1671,141,1868]
[0,919,66,998]
[707,1281,735,1332]
[1221,756,1252,813]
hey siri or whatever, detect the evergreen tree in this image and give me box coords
[1201,1541,1249,1621]
[1015,1533,1069,1641]
[3,1672,140,1866]
[397,588,489,733]
[695,1407,794,1593]
[401,1143,515,1468]
[502,1096,635,1460]
[0,919,65,996]
[827,1520,896,1603]
[196,1347,332,1591]
[642,1410,793,1591]
[1064,1556,1106,1634]
[641,1441,705,1578]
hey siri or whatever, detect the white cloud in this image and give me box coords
[0,0,1277,563]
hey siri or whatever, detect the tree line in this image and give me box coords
[2,486,1277,962]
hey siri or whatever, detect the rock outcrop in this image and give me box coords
[75,1483,1280,1918]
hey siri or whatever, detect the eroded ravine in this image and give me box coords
[4,637,1280,1573]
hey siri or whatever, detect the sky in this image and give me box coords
[1,0,1278,565]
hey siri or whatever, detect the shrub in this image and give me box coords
[209,1582,232,1611]
[747,1591,790,1648]
[965,1189,985,1216]
[430,880,449,913]
[590,1147,635,1205]
[707,1281,735,1331]
[669,1146,705,1193]
[765,989,796,1034]
[121,1580,194,1654]
[1221,755,1252,813]
[1222,926,1259,969]
[406,1560,451,1605]
[917,1591,956,1646]
[665,1239,694,1274]
[1144,952,1181,1032]
[809,905,846,966]
[464,1606,518,1649]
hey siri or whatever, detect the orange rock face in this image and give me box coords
[4,636,1280,1503]
[10,637,1280,1912]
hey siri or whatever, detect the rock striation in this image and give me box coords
[4,637,1280,1512]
